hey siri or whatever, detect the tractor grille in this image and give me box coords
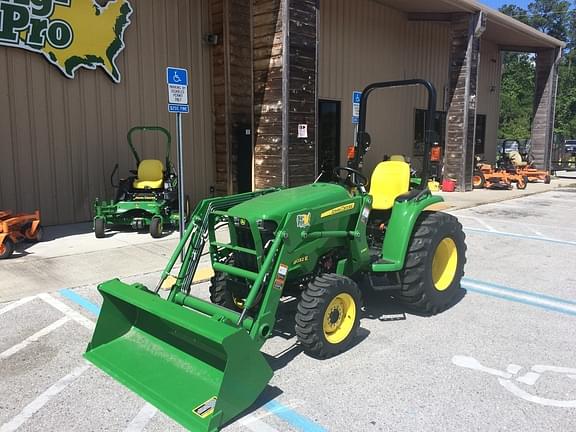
[233,220,277,273]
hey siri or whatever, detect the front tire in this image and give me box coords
[295,274,361,359]
[472,171,485,189]
[544,174,551,184]
[209,272,246,312]
[94,218,105,238]
[516,175,528,190]
[150,217,163,238]
[0,238,15,259]
[397,212,466,315]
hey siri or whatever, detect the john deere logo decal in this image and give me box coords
[296,213,311,228]
[0,0,133,82]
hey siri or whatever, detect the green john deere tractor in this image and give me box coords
[93,126,184,238]
[85,79,466,431]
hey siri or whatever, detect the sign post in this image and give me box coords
[166,67,189,260]
[352,90,361,150]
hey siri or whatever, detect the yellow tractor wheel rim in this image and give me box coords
[323,293,356,344]
[432,237,458,291]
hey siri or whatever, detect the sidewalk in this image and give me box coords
[1,178,574,302]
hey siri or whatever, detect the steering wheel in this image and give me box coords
[333,166,368,189]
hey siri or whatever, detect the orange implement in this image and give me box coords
[0,210,43,259]
[473,159,527,191]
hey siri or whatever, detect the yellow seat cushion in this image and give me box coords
[369,161,410,210]
[389,154,406,162]
[133,159,164,189]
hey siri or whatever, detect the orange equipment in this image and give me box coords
[473,157,527,190]
[506,151,551,184]
[0,210,43,259]
[430,143,442,162]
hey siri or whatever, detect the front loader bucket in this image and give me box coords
[84,280,273,432]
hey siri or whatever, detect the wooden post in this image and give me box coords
[444,12,485,191]
[531,48,561,170]
[253,0,317,188]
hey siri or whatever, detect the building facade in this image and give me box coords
[0,0,563,225]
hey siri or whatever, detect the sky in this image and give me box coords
[480,0,531,10]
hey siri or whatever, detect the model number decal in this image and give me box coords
[320,203,355,218]
[292,256,309,265]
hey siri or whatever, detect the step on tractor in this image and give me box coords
[85,80,467,432]
[0,210,43,259]
[93,126,186,238]
[473,156,528,190]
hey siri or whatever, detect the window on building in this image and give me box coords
[317,100,341,178]
[475,114,487,155]
[414,109,446,156]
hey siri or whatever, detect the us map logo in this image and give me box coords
[0,0,133,82]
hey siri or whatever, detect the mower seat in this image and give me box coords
[133,159,164,189]
[369,161,410,210]
[508,151,528,168]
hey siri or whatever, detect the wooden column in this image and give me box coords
[253,0,317,189]
[287,0,317,186]
[531,48,560,170]
[210,0,252,195]
[444,12,485,191]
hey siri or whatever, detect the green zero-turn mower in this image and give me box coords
[93,126,185,238]
[85,79,467,431]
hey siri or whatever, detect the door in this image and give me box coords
[317,100,341,180]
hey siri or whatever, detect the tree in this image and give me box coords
[498,1,576,139]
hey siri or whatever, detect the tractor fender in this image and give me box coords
[372,193,443,272]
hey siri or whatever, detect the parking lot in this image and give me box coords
[1,188,575,431]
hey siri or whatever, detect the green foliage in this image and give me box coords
[498,1,576,139]
[499,54,534,139]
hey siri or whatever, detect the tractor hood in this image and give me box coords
[227,183,352,223]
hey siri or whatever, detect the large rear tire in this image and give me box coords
[295,274,361,359]
[396,212,466,315]
[544,174,551,184]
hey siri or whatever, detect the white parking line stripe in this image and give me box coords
[528,227,545,237]
[470,216,496,231]
[0,363,90,432]
[38,293,95,330]
[239,415,281,432]
[0,296,37,316]
[0,317,70,360]
[124,403,158,432]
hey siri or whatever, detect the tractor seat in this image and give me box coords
[508,151,528,168]
[133,159,164,189]
[369,161,411,210]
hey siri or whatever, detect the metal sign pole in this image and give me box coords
[166,66,189,262]
[176,112,185,261]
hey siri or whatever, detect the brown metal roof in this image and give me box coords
[378,0,565,50]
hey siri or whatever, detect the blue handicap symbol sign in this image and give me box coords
[167,67,188,86]
[353,91,362,104]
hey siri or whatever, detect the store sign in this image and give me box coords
[0,0,133,83]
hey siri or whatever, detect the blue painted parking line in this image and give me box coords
[462,278,576,317]
[59,289,101,316]
[464,227,576,246]
[264,400,327,432]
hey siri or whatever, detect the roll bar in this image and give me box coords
[349,79,437,189]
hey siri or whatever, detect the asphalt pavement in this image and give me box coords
[0,186,575,431]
